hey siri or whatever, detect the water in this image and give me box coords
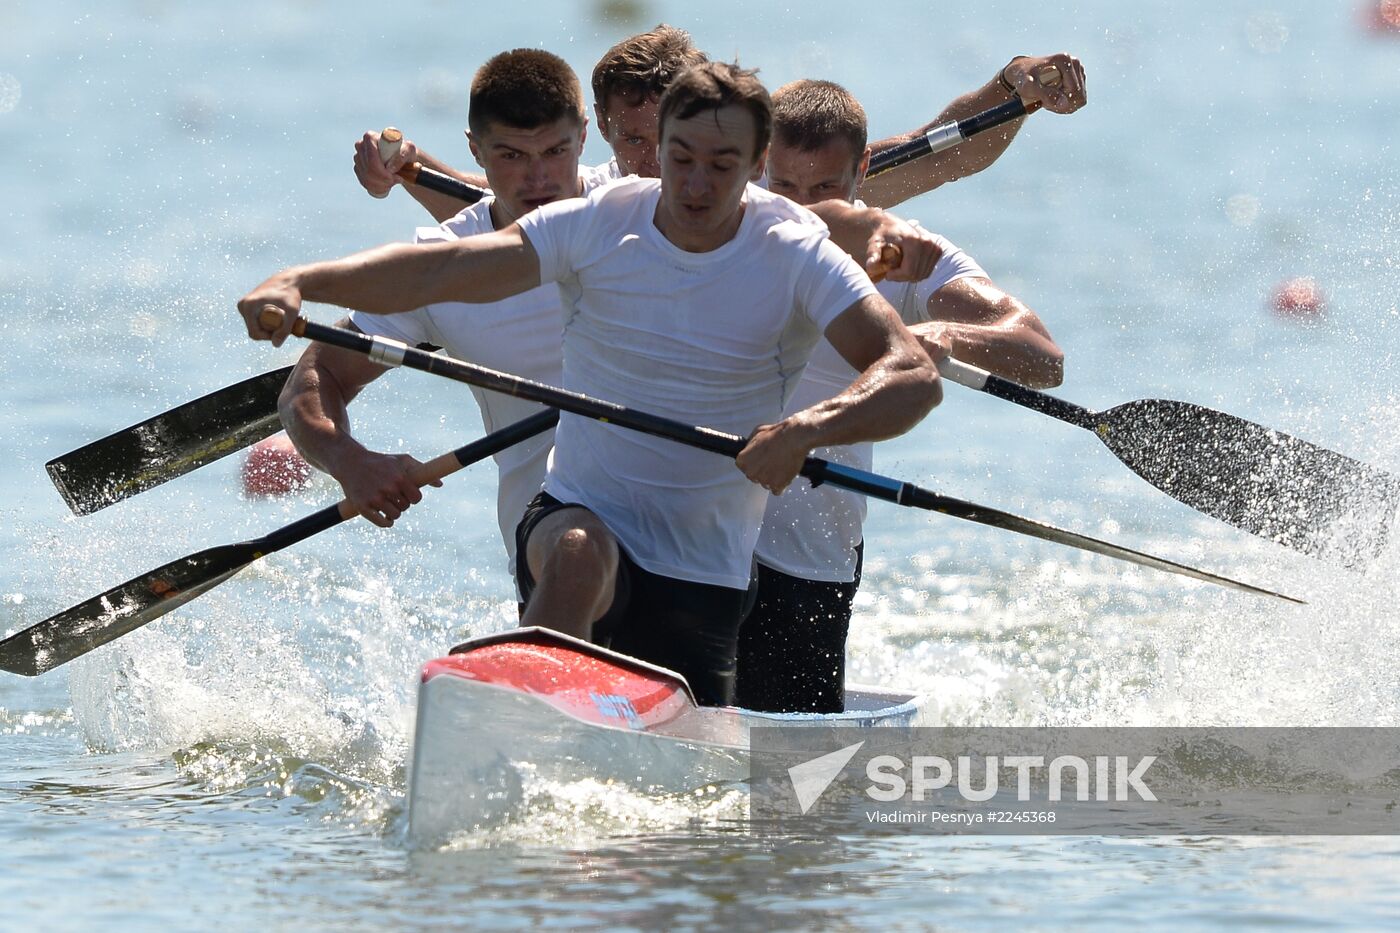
[2,0,1400,928]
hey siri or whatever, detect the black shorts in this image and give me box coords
[516,491,757,707]
[734,545,863,714]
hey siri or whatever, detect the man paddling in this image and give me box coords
[353,24,706,221]
[279,49,600,578]
[737,79,1067,713]
[238,62,941,706]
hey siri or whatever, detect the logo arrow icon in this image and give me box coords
[788,741,865,814]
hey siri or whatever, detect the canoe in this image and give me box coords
[406,626,938,844]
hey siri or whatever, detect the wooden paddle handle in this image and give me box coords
[869,243,902,283]
[376,124,441,190]
[259,307,307,337]
[1019,64,1062,115]
[369,127,407,199]
[378,126,404,163]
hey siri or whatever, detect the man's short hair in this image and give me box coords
[658,62,772,161]
[591,24,707,109]
[771,79,868,168]
[468,49,585,136]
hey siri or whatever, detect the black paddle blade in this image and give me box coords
[1096,400,1400,565]
[0,543,258,676]
[46,366,292,516]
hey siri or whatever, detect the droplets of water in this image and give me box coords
[1245,12,1291,53]
[1226,193,1262,227]
[0,73,19,114]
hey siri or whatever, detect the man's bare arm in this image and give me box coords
[916,277,1064,389]
[806,200,941,282]
[859,53,1086,210]
[237,226,541,345]
[279,322,441,527]
[736,294,941,492]
[279,324,388,477]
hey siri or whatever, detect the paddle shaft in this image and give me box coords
[230,409,557,553]
[397,162,486,204]
[272,312,1301,604]
[865,64,1060,181]
[937,357,1095,428]
[290,406,557,529]
[378,125,488,204]
[0,410,559,677]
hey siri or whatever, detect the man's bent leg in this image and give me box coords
[516,493,622,642]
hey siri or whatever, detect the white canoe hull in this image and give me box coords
[406,627,937,844]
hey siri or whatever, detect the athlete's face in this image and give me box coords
[766,138,867,207]
[596,94,661,178]
[468,116,586,223]
[656,103,766,251]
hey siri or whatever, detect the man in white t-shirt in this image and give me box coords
[239,63,942,706]
[738,79,1067,713]
[351,25,707,221]
[277,49,604,577]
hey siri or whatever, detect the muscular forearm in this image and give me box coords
[278,345,382,480]
[917,279,1064,388]
[792,349,941,450]
[860,77,1023,209]
[923,308,1064,389]
[276,336,437,526]
[296,234,537,313]
[807,200,881,259]
[805,201,938,281]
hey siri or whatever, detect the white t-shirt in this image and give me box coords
[754,227,986,582]
[582,159,625,186]
[516,177,879,589]
[349,182,609,574]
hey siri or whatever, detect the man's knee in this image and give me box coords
[549,525,618,577]
[526,511,619,587]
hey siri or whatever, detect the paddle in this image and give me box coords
[267,311,1302,605]
[379,126,488,203]
[865,64,1061,180]
[2,410,558,677]
[937,357,1400,565]
[42,97,1031,515]
[46,366,295,515]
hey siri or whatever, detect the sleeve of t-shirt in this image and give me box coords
[793,237,882,334]
[908,231,988,324]
[514,195,595,285]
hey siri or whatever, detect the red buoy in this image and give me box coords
[1270,277,1326,319]
[1365,0,1400,33]
[242,433,313,497]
